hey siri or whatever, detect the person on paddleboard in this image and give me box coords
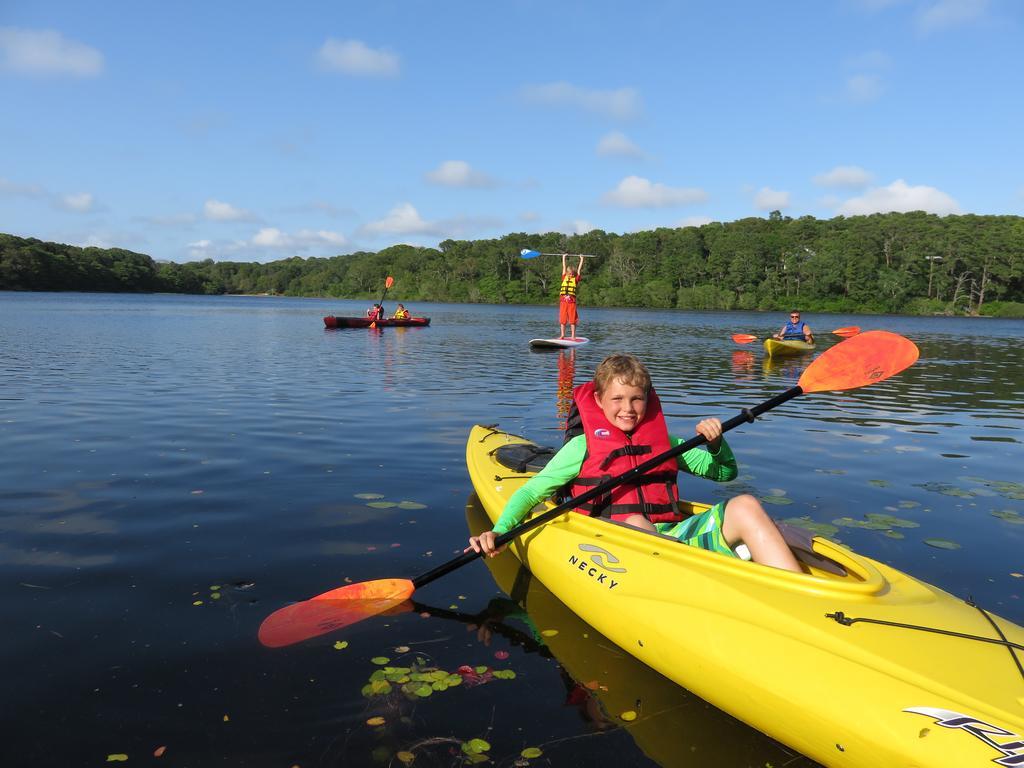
[773,310,813,343]
[467,354,800,572]
[559,252,584,340]
[392,303,410,320]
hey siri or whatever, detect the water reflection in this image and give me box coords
[556,349,576,430]
[463,496,815,767]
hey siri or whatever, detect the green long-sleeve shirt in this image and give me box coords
[491,434,737,534]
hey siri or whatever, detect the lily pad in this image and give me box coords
[991,509,1024,524]
[461,738,491,755]
[896,500,920,509]
[367,501,398,508]
[370,656,390,665]
[620,710,637,722]
[521,747,543,759]
[833,516,890,531]
[882,530,905,539]
[333,640,349,650]
[915,482,974,498]
[781,516,839,538]
[868,479,890,488]
[761,495,794,506]
[355,493,385,500]
[398,501,427,510]
[865,513,919,529]
[923,538,961,550]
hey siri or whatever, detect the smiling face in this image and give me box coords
[594,378,648,433]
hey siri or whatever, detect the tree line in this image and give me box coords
[2,211,1022,317]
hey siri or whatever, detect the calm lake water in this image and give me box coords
[1,292,1022,767]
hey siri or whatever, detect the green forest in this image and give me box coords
[2,211,1023,317]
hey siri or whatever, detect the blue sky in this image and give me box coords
[1,0,1021,263]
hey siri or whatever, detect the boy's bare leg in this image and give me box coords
[722,495,800,572]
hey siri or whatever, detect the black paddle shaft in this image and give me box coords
[411,385,804,590]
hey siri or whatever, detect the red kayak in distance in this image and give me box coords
[323,315,431,329]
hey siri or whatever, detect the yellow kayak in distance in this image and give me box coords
[764,338,815,357]
[465,424,1024,768]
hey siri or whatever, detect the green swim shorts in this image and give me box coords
[655,501,737,558]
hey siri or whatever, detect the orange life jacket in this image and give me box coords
[569,382,683,523]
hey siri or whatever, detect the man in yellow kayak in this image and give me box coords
[468,354,800,572]
[773,310,813,343]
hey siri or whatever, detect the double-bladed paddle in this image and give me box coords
[258,330,920,648]
[369,276,395,328]
[520,249,597,259]
[731,333,758,344]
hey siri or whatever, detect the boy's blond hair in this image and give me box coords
[593,354,651,395]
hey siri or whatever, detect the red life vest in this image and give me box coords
[569,381,683,523]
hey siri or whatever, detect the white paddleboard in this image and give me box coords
[529,337,590,349]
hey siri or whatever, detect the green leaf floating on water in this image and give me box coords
[897,500,921,509]
[397,501,427,510]
[370,656,390,665]
[924,538,962,550]
[781,516,839,538]
[868,479,890,488]
[761,495,794,506]
[833,517,891,531]
[865,513,919,529]
[461,738,491,755]
[355,493,384,500]
[367,501,398,508]
[915,482,975,498]
[521,747,543,759]
[492,669,516,680]
[991,509,1024,524]
[882,530,905,539]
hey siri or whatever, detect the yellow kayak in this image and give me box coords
[764,338,815,357]
[466,495,814,766]
[466,424,1024,768]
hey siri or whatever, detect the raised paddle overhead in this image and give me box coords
[529,337,589,349]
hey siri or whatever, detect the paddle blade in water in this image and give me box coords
[258,578,415,648]
[798,330,919,394]
[731,334,757,344]
[832,326,861,337]
[520,248,542,259]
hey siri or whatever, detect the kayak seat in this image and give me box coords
[493,443,558,474]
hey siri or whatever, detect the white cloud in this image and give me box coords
[58,192,95,212]
[362,203,441,237]
[677,215,713,228]
[814,165,873,189]
[557,219,597,236]
[425,160,495,188]
[754,187,791,211]
[252,227,346,249]
[204,199,253,221]
[917,0,988,32]
[836,179,961,215]
[520,211,541,222]
[0,27,103,77]
[845,74,883,103]
[0,177,45,197]
[316,38,399,77]
[602,176,707,208]
[520,82,642,120]
[596,131,644,158]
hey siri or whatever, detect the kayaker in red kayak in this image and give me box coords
[773,311,813,343]
[366,303,384,321]
[392,304,410,320]
[467,354,800,572]
[558,252,584,340]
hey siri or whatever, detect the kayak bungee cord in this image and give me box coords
[825,608,1024,682]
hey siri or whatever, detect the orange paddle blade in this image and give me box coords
[385,276,395,288]
[258,578,414,648]
[731,334,757,344]
[831,326,861,337]
[798,330,918,394]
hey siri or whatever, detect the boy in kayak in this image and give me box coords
[773,311,813,343]
[392,304,410,320]
[467,354,800,572]
[558,252,584,340]
[366,303,384,320]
